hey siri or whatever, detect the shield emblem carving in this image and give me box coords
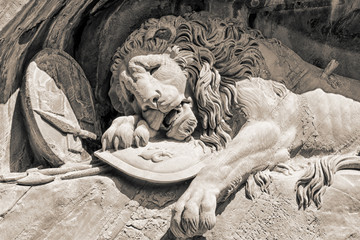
[22,49,101,166]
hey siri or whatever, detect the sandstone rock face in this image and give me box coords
[251,0,360,80]
[0,168,359,239]
[0,0,30,31]
[207,170,360,240]
[0,0,93,173]
[0,1,360,239]
[1,0,359,173]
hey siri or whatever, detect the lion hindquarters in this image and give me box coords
[295,155,360,210]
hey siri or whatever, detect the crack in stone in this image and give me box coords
[0,186,32,218]
[331,186,360,205]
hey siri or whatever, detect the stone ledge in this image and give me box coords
[0,169,359,239]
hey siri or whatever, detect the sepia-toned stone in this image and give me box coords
[102,14,360,238]
[95,138,213,184]
[1,1,360,240]
[21,49,100,166]
[0,168,359,239]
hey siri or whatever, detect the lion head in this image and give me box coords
[109,14,268,149]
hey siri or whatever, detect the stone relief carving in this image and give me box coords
[98,15,360,238]
[21,49,101,166]
[1,11,360,239]
[1,49,111,185]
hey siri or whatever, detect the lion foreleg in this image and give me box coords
[170,121,291,238]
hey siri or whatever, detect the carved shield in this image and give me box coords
[95,138,214,184]
[21,49,101,166]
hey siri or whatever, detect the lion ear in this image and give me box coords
[168,46,196,71]
[153,28,172,40]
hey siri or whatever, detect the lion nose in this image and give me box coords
[142,90,161,110]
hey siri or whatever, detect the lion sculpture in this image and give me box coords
[101,14,360,238]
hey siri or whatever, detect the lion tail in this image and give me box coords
[295,154,360,210]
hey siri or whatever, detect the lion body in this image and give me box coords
[302,88,360,153]
[102,14,360,238]
[236,78,360,157]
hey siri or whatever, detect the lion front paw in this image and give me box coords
[170,183,218,238]
[102,115,153,151]
[101,116,136,150]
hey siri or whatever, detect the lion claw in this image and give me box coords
[101,115,152,151]
[134,120,150,147]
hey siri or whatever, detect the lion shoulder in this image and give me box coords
[235,77,292,120]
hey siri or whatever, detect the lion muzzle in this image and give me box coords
[166,103,198,141]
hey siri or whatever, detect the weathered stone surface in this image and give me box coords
[0,0,30,32]
[0,0,107,172]
[0,169,359,239]
[0,89,33,173]
[206,170,360,240]
[252,1,360,80]
[0,1,360,239]
[0,0,72,172]
[0,183,30,217]
[0,175,139,239]
[22,49,101,166]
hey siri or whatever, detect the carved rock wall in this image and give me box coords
[0,1,360,239]
[1,0,359,173]
[251,0,360,80]
[1,167,359,239]
[0,0,210,173]
[0,0,62,173]
[0,0,120,173]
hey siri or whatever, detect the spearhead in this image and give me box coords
[34,108,97,140]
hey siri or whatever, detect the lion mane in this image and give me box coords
[110,14,269,149]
